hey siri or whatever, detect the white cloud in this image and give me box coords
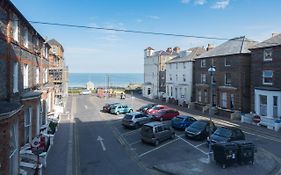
[181,0,190,4]
[211,0,230,9]
[195,0,207,5]
[147,15,160,20]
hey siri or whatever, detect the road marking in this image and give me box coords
[121,129,141,136]
[97,136,106,151]
[129,140,141,146]
[195,142,207,148]
[138,138,180,158]
[244,131,281,143]
[84,105,88,109]
[177,137,208,155]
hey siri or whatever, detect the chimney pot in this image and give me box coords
[207,44,214,51]
[272,33,280,37]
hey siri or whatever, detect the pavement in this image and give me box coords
[43,94,281,175]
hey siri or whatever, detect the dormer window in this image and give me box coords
[264,48,272,61]
[12,14,19,42]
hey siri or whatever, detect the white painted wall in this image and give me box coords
[255,89,281,118]
[166,61,193,105]
[143,54,159,99]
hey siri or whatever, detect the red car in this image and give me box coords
[153,109,180,121]
[146,105,170,115]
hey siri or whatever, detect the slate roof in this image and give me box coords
[47,39,64,52]
[196,36,258,59]
[250,33,281,49]
[0,101,23,118]
[167,47,206,63]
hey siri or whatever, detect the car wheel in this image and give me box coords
[116,111,120,115]
[171,133,176,139]
[135,122,141,129]
[141,139,145,143]
[129,109,133,113]
[154,140,160,146]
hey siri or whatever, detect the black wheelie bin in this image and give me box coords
[213,142,239,168]
[232,140,255,165]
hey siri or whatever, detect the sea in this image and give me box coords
[69,73,144,88]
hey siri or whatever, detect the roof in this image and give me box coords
[0,101,23,119]
[21,91,42,100]
[144,47,155,51]
[250,33,281,49]
[167,47,206,63]
[47,39,64,52]
[196,36,258,59]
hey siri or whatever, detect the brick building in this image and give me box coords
[249,33,281,125]
[193,37,257,116]
[0,0,52,174]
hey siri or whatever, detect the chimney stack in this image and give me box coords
[166,47,173,53]
[272,33,280,38]
[173,47,181,53]
[207,44,214,51]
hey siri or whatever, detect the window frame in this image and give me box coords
[12,14,19,42]
[225,73,232,85]
[23,64,29,89]
[262,70,273,85]
[201,59,206,67]
[263,48,272,61]
[13,62,19,93]
[201,74,207,84]
[225,58,231,67]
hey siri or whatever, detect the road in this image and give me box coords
[73,95,151,175]
[45,94,281,175]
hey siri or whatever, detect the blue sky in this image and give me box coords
[11,0,281,73]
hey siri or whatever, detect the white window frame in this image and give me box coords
[45,68,48,83]
[169,74,172,81]
[176,63,178,69]
[225,73,231,85]
[13,62,18,93]
[225,58,231,67]
[201,59,206,67]
[23,27,28,48]
[221,92,227,108]
[183,62,186,69]
[23,64,29,89]
[12,14,19,42]
[201,74,207,83]
[36,67,39,84]
[24,108,32,144]
[183,74,186,82]
[262,70,273,85]
[176,74,178,81]
[263,48,272,61]
[198,91,202,102]
[9,122,19,175]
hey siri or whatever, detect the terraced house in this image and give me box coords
[193,37,257,116]
[250,33,281,128]
[0,1,54,174]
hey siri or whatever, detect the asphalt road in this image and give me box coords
[73,95,151,175]
[45,94,281,175]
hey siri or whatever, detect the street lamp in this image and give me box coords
[207,65,216,163]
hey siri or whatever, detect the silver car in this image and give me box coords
[141,122,175,146]
[122,112,152,129]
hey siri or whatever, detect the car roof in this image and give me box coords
[125,112,142,116]
[217,126,241,131]
[176,115,193,119]
[144,121,165,127]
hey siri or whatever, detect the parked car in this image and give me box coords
[141,122,175,146]
[80,89,91,95]
[153,109,179,121]
[110,104,133,115]
[207,127,245,146]
[122,112,152,129]
[171,115,197,130]
[146,105,170,115]
[102,103,120,112]
[185,120,216,140]
[137,103,157,113]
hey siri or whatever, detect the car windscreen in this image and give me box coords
[214,128,232,138]
[153,106,162,110]
[141,125,153,136]
[173,116,185,121]
[111,106,117,109]
[124,115,133,120]
[189,121,207,130]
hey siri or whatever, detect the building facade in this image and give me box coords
[143,47,178,99]
[0,1,53,174]
[250,33,281,122]
[166,47,205,106]
[48,39,68,107]
[193,37,257,115]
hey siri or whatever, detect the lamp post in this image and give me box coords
[207,66,216,163]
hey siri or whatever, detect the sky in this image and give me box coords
[11,0,281,73]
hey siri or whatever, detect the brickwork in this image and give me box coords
[193,54,251,113]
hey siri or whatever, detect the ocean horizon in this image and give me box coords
[69,73,144,88]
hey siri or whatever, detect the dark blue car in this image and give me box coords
[171,115,197,130]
